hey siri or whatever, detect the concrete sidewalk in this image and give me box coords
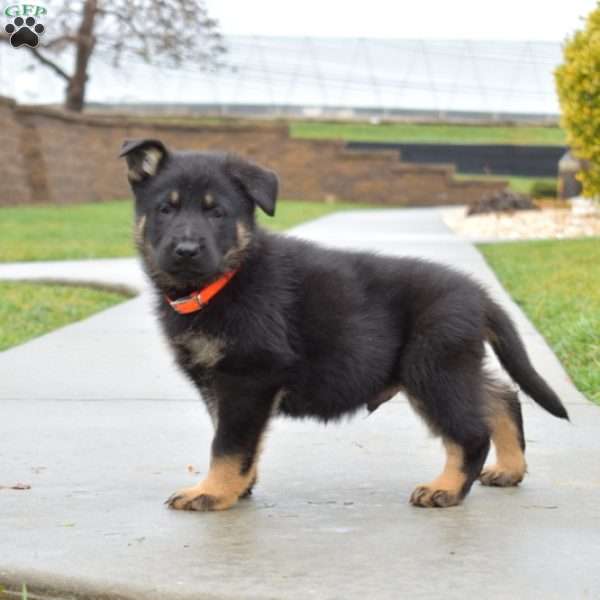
[1,208,599,599]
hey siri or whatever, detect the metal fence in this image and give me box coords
[0,36,563,118]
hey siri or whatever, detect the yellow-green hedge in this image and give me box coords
[555,2,600,198]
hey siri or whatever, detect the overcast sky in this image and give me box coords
[210,0,597,41]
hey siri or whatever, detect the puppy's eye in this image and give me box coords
[158,203,173,215]
[211,207,224,218]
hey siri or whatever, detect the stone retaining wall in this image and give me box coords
[0,96,507,206]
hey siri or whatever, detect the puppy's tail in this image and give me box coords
[485,299,569,420]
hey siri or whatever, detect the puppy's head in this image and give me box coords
[119,139,278,291]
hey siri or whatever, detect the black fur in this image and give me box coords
[120,139,568,509]
[486,299,569,420]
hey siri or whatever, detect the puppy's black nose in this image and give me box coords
[174,241,202,258]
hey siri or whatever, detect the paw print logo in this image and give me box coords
[5,16,45,48]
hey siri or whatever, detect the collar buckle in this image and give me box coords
[165,269,238,315]
[168,292,206,315]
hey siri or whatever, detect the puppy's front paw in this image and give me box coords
[166,456,256,512]
[410,484,462,508]
[165,482,239,512]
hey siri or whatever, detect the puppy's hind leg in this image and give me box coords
[410,434,490,508]
[479,376,527,487]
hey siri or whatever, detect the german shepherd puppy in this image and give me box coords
[120,139,568,511]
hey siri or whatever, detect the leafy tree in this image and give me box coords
[555,2,600,198]
[2,0,225,112]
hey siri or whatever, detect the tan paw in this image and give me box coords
[239,474,257,499]
[479,465,525,487]
[165,483,239,512]
[410,484,462,508]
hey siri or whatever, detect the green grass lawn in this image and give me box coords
[290,121,566,146]
[0,282,130,352]
[479,238,600,404]
[0,201,134,262]
[0,199,370,262]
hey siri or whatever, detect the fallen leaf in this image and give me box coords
[0,483,31,491]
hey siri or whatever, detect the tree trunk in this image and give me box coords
[65,0,97,112]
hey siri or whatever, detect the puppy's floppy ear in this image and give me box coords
[119,139,168,183]
[226,155,278,216]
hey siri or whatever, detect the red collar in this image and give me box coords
[165,270,238,315]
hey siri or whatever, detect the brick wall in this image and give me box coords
[0,98,32,204]
[0,96,507,206]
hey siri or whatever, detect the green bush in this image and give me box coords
[529,180,558,198]
[555,3,600,198]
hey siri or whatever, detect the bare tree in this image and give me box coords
[2,0,226,112]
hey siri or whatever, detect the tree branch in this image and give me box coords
[42,35,81,50]
[26,47,71,81]
[95,7,128,19]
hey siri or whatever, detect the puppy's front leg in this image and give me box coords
[166,381,276,512]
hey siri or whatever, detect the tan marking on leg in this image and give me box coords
[410,441,467,508]
[239,398,278,498]
[240,449,262,500]
[167,392,278,511]
[167,455,254,511]
[481,411,527,487]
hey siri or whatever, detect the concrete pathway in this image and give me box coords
[0,208,598,599]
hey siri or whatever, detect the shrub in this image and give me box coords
[555,3,600,198]
[530,180,558,198]
[467,190,538,216]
